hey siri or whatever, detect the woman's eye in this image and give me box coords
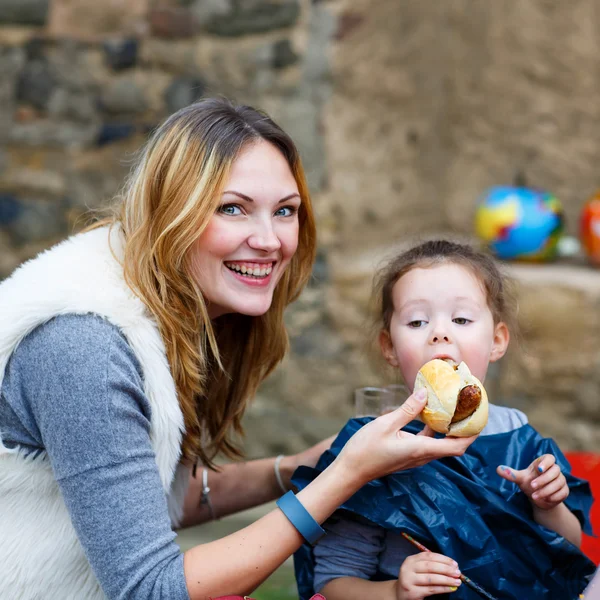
[408,320,426,328]
[219,204,242,216]
[453,317,470,325]
[274,206,297,217]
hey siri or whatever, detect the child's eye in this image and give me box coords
[218,204,243,216]
[275,206,297,217]
[408,320,426,328]
[453,317,471,325]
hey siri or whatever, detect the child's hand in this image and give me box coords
[395,551,462,599]
[497,454,569,510]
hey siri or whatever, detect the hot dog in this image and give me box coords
[414,359,488,437]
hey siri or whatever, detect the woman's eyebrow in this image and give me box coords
[223,190,301,204]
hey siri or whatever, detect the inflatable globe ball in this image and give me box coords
[580,192,600,266]
[475,186,564,261]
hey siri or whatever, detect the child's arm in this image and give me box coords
[532,502,582,548]
[321,552,462,600]
[497,454,582,547]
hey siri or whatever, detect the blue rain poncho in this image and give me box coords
[292,418,596,600]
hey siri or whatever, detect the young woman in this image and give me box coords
[0,100,476,600]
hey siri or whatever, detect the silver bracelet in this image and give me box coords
[200,467,218,521]
[274,454,288,495]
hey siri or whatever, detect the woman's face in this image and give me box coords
[189,140,301,319]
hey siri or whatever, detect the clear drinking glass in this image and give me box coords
[382,383,410,414]
[354,386,395,417]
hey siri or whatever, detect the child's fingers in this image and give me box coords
[534,454,556,475]
[413,573,462,588]
[547,485,570,504]
[532,474,566,501]
[534,473,568,500]
[531,463,561,490]
[412,553,461,576]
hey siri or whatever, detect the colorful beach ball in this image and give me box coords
[474,186,564,261]
[580,191,600,266]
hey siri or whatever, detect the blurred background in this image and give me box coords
[1,0,599,594]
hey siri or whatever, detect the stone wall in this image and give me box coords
[1,0,599,456]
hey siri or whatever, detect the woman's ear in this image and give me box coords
[490,321,510,362]
[378,330,399,367]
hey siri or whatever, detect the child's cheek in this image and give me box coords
[396,348,421,390]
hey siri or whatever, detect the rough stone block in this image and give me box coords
[271,38,297,69]
[16,59,55,110]
[0,0,49,26]
[149,7,199,38]
[47,0,149,39]
[203,0,300,37]
[164,77,206,113]
[103,39,138,71]
[100,77,148,115]
[96,123,137,147]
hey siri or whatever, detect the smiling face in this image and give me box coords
[379,262,509,389]
[189,140,301,319]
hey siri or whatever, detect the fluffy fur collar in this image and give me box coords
[0,226,188,599]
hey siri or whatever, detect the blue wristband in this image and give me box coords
[276,490,326,545]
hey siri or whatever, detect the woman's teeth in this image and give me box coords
[226,263,272,278]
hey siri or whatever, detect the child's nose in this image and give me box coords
[431,334,451,343]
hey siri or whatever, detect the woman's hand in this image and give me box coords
[335,389,477,488]
[395,552,462,599]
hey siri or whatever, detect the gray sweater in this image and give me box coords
[0,314,189,599]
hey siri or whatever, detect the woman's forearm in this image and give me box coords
[321,577,397,600]
[533,502,582,547]
[180,455,296,527]
[183,457,362,599]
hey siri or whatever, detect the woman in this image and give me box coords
[0,98,475,600]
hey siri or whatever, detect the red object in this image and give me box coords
[580,194,600,265]
[565,452,600,564]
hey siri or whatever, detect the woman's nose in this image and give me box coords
[247,220,281,253]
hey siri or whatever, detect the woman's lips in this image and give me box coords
[224,262,275,287]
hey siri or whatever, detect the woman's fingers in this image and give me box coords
[388,389,428,428]
[419,434,477,460]
[416,424,436,438]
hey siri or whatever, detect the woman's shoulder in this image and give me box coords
[483,403,529,435]
[9,313,143,382]
[5,312,143,390]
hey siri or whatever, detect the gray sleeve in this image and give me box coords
[482,404,529,436]
[1,314,190,600]
[313,512,386,592]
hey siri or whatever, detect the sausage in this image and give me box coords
[451,384,482,423]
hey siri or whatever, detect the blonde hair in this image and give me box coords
[93,98,316,467]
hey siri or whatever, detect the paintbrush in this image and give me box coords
[401,532,499,600]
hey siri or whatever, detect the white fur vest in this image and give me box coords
[0,226,189,600]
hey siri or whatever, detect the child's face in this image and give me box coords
[379,263,509,389]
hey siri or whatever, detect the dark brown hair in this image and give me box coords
[374,239,518,336]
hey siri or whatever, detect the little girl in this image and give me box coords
[292,240,595,600]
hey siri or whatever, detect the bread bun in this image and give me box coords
[414,359,488,437]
